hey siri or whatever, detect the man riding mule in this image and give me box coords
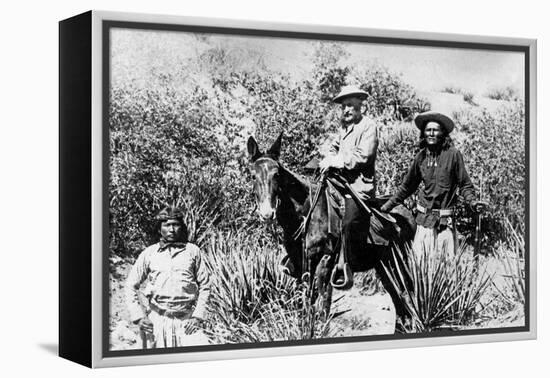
[319,85,381,290]
[247,131,416,328]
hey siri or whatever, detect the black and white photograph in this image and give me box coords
[105,21,529,355]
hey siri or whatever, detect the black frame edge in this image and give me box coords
[59,10,93,368]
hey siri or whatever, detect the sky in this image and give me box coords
[224,33,525,97]
[111,28,525,99]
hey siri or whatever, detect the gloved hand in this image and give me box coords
[380,200,393,213]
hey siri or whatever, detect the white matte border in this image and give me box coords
[90,10,537,368]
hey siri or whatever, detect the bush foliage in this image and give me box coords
[109,42,437,258]
[452,102,526,245]
[110,40,525,258]
[108,38,526,341]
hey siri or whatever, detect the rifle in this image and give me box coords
[328,173,396,224]
[474,172,484,257]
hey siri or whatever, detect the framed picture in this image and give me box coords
[59,10,537,368]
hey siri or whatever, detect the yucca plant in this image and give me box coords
[494,218,525,306]
[207,302,335,343]
[173,195,222,247]
[203,230,337,343]
[204,230,296,321]
[382,241,493,333]
[206,279,335,343]
[248,300,335,342]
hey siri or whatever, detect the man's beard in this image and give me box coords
[341,113,361,126]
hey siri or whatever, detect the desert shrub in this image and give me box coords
[109,84,253,256]
[376,121,419,200]
[441,86,462,94]
[109,42,434,259]
[462,91,477,106]
[312,42,350,103]
[440,86,478,106]
[485,86,519,101]
[233,72,337,175]
[452,102,525,246]
[348,65,431,122]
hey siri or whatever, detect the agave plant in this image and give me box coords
[382,241,493,333]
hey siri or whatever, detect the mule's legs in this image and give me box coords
[314,254,334,317]
[374,255,412,331]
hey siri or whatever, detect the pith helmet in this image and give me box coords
[414,111,455,134]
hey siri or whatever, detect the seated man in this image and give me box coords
[319,85,378,288]
[125,205,211,348]
[381,111,486,258]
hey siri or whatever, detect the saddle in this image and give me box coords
[302,173,401,290]
[325,176,400,247]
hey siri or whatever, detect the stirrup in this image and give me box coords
[280,256,299,278]
[330,263,353,290]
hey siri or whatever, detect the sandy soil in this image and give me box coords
[331,285,396,336]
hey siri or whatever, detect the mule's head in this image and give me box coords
[247,133,283,221]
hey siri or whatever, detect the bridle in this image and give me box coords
[253,156,312,281]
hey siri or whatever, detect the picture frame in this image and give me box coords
[59,10,537,368]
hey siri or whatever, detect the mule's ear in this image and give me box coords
[247,136,262,161]
[267,132,283,160]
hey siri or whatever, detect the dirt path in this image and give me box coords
[331,282,396,337]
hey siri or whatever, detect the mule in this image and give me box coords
[247,134,416,329]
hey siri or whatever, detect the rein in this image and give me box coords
[293,176,325,241]
[271,161,320,282]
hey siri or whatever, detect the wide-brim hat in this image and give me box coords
[333,85,369,103]
[414,111,455,134]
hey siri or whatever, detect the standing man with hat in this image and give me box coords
[125,205,211,348]
[380,111,486,257]
[319,85,378,288]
